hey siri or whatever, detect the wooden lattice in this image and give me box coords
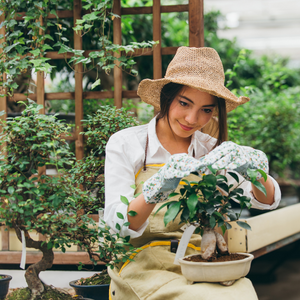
[0,0,204,264]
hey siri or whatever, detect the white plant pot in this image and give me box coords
[178,253,254,283]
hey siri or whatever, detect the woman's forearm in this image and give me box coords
[251,175,275,205]
[128,193,156,231]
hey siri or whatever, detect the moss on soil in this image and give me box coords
[6,286,74,300]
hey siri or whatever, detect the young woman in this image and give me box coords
[104,47,281,300]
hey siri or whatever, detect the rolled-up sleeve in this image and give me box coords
[104,133,149,238]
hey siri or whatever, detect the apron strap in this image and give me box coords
[143,135,149,171]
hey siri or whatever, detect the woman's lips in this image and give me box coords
[179,122,194,131]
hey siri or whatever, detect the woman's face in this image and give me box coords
[167,86,216,139]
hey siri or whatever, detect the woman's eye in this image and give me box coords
[203,109,213,114]
[179,101,188,107]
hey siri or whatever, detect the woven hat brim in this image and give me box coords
[137,78,249,113]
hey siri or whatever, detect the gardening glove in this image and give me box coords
[198,141,269,180]
[143,153,203,204]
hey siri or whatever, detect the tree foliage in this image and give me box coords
[0,102,137,298]
[0,0,157,96]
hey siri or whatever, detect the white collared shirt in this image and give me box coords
[104,117,281,238]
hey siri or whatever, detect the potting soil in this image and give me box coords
[184,253,247,262]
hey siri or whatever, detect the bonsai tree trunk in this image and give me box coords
[201,227,229,260]
[15,227,54,299]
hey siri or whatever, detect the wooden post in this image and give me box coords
[74,0,84,160]
[153,0,162,80]
[113,0,122,108]
[189,0,204,47]
[36,17,45,113]
[37,15,46,176]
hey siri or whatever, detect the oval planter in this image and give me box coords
[69,280,109,300]
[0,274,12,300]
[178,253,254,284]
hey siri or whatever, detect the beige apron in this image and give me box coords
[108,165,258,300]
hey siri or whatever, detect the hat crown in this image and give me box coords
[165,47,225,84]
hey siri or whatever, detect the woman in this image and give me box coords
[104,47,281,300]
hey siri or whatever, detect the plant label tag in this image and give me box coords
[174,224,196,265]
[20,230,26,270]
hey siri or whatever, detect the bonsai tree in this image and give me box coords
[0,102,136,299]
[157,167,267,260]
[70,105,139,210]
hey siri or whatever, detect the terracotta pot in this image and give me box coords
[69,280,109,300]
[178,253,254,284]
[0,275,12,300]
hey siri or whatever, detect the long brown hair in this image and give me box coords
[156,82,228,148]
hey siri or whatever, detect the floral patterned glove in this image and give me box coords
[198,141,269,180]
[143,153,202,204]
[143,142,269,204]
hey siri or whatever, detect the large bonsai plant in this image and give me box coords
[0,102,137,299]
[158,167,267,260]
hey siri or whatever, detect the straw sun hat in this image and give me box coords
[137,46,249,113]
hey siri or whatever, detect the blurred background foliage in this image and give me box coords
[10,0,300,179]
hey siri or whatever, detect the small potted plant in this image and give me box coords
[0,274,12,300]
[69,215,135,300]
[157,167,267,285]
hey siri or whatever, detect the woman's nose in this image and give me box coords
[185,111,198,124]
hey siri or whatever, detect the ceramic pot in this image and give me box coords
[178,253,254,283]
[69,280,109,300]
[0,275,12,300]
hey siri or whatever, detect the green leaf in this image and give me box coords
[30,49,41,56]
[216,175,228,182]
[252,180,267,196]
[236,221,252,231]
[8,186,14,194]
[207,165,217,174]
[168,192,179,199]
[123,222,130,227]
[115,223,121,231]
[117,212,124,219]
[257,169,268,182]
[220,224,227,235]
[153,201,176,216]
[203,174,217,187]
[120,195,129,206]
[127,210,137,217]
[44,34,54,41]
[228,172,239,183]
[247,169,259,182]
[163,201,181,226]
[187,193,198,217]
[217,182,229,193]
[225,222,232,230]
[91,79,101,90]
[209,215,216,228]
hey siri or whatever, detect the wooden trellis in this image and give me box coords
[0,0,204,264]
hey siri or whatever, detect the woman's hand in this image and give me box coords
[142,154,202,203]
[198,141,269,180]
[143,141,270,204]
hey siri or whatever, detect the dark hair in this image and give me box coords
[156,82,228,148]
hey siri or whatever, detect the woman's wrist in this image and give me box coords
[251,175,275,205]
